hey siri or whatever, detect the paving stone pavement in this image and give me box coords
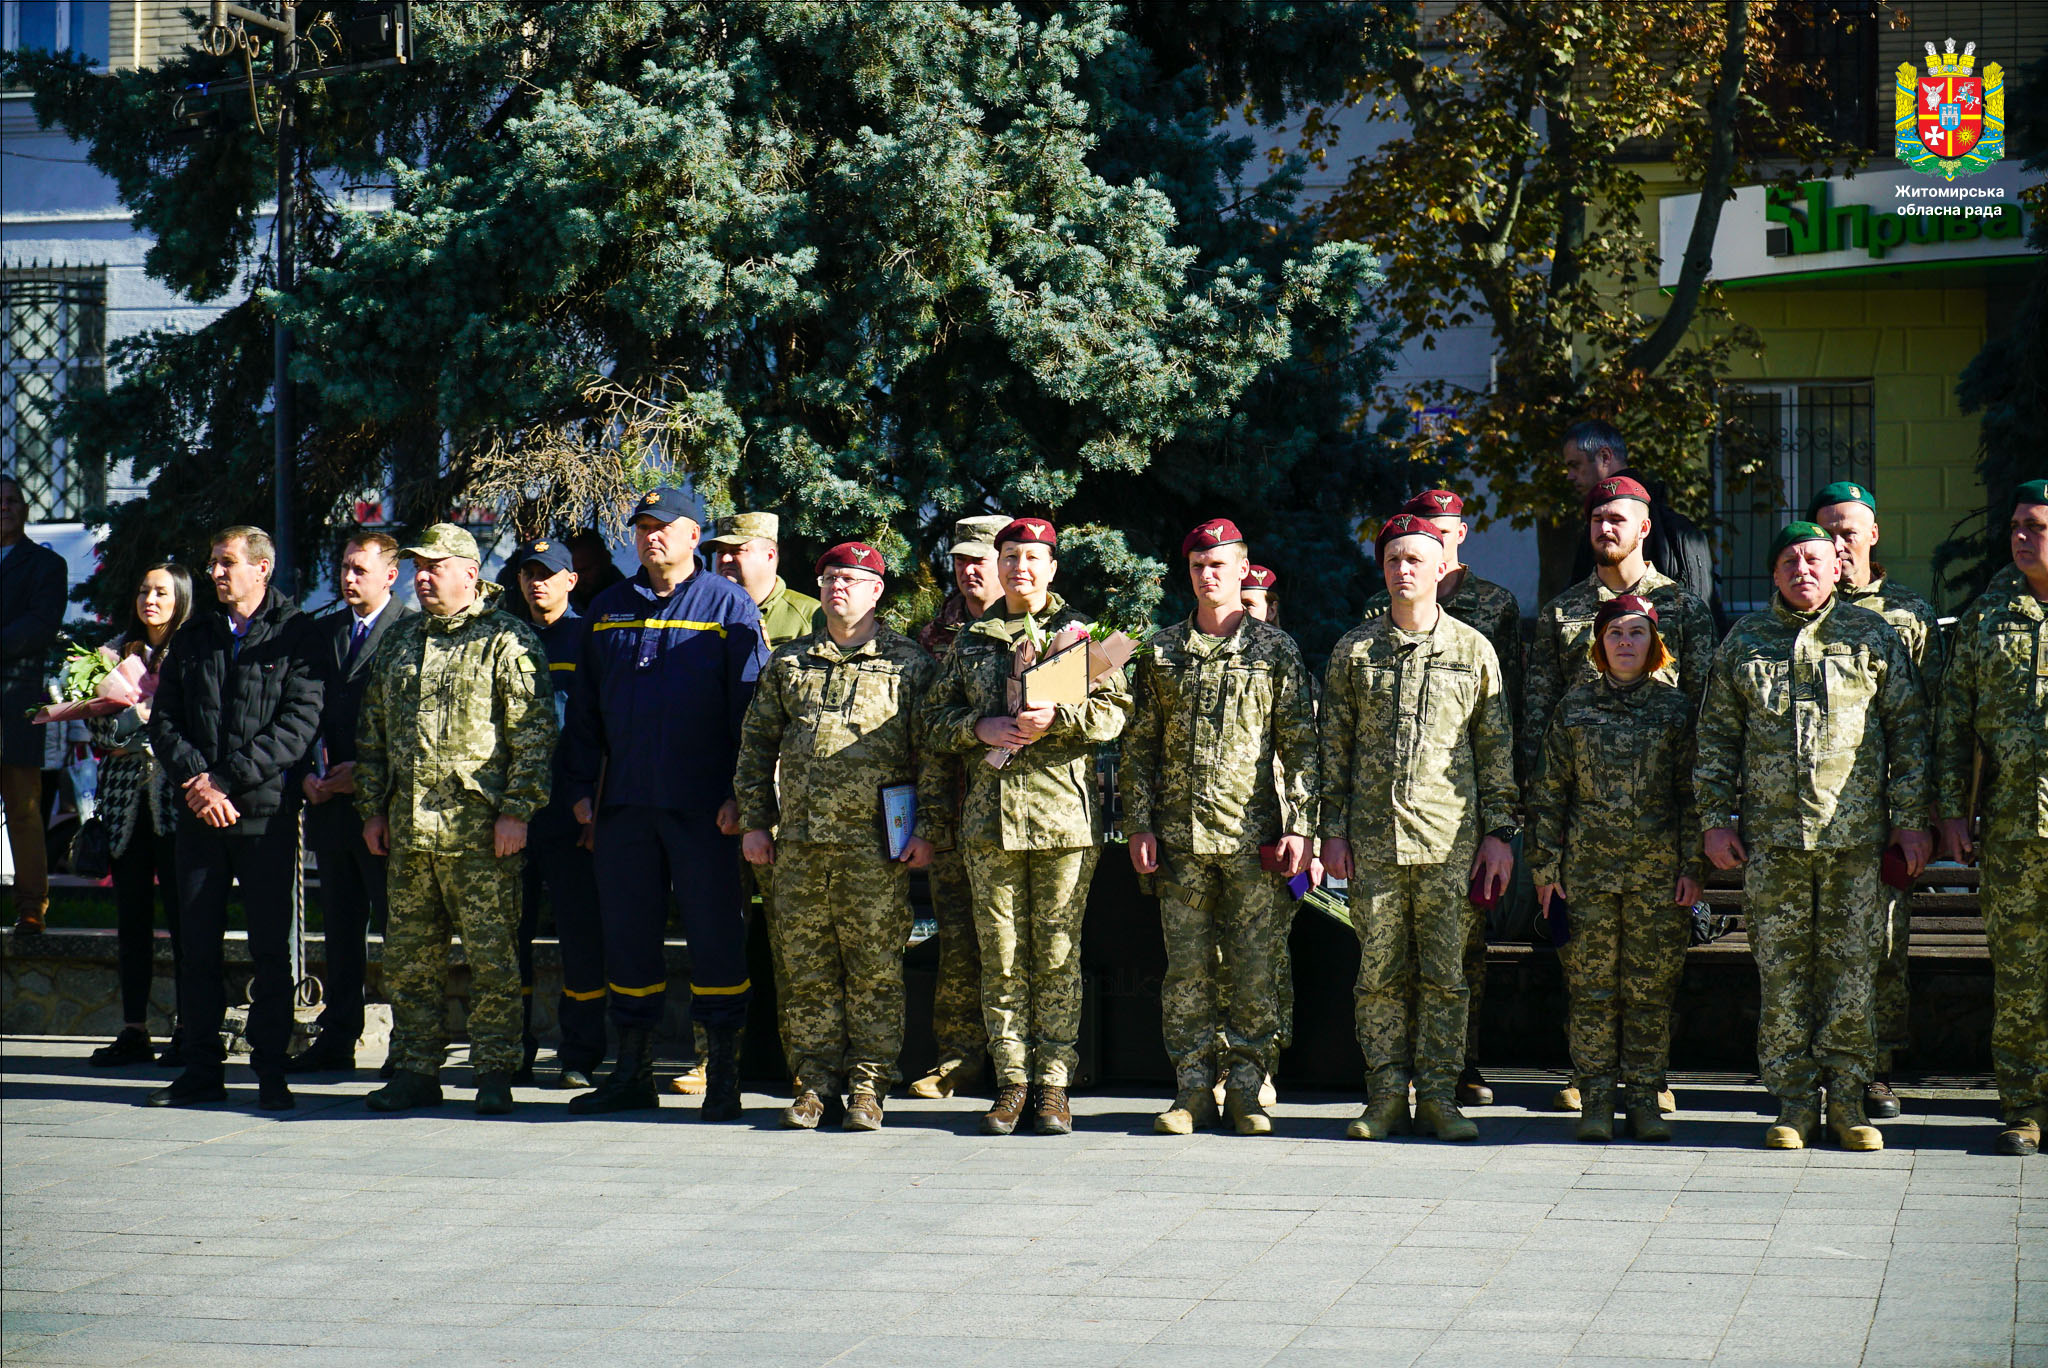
[4,1038,2043,1367]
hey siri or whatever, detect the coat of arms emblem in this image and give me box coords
[1896,39,2003,180]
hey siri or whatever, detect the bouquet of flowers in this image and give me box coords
[29,643,153,726]
[987,616,1141,769]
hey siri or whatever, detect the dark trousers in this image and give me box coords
[595,805,749,1032]
[112,828,180,1027]
[520,832,607,1069]
[175,815,300,1079]
[309,839,389,1051]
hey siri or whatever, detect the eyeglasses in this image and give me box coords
[817,572,880,589]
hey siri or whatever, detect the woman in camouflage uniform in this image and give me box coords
[1527,595,1702,1143]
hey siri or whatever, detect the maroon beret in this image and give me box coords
[1401,489,1464,518]
[1584,475,1653,515]
[815,541,887,578]
[1182,518,1246,555]
[1243,565,1277,589]
[1592,593,1659,637]
[1375,513,1445,556]
[995,517,1057,550]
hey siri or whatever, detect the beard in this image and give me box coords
[1591,537,1639,568]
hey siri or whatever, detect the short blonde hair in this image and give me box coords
[212,525,276,570]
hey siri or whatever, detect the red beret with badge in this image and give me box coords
[1181,518,1246,555]
[1374,512,1445,556]
[995,517,1057,550]
[1584,474,1653,515]
[1401,489,1464,518]
[815,541,887,579]
[1243,565,1277,589]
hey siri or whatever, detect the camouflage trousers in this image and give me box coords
[1555,882,1690,1091]
[1463,914,1486,1067]
[1984,837,2048,1116]
[1219,898,1294,1061]
[928,843,986,1074]
[1157,848,1284,1093]
[1350,855,1474,1104]
[768,842,912,1096]
[385,845,524,1077]
[1872,884,1911,1072]
[965,844,1100,1088]
[1746,843,1881,1100]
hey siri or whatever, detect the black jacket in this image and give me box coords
[302,600,414,849]
[150,585,324,835]
[1572,468,1725,629]
[0,538,68,764]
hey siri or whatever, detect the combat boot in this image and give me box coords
[1154,1087,1218,1136]
[909,1057,979,1099]
[1827,1089,1884,1152]
[1864,1077,1901,1119]
[782,1090,828,1129]
[366,1070,443,1113]
[569,1027,657,1114]
[1626,1087,1672,1142]
[1035,1085,1073,1136]
[1226,1088,1273,1136]
[983,1083,1030,1135]
[1995,1106,2045,1157]
[1413,1098,1479,1142]
[1346,1091,1411,1140]
[473,1070,515,1116]
[1575,1079,1616,1143]
[843,1090,884,1132]
[700,1025,743,1122]
[668,1060,707,1095]
[1658,1088,1678,1114]
[1764,1097,1821,1149]
[1550,1084,1582,1112]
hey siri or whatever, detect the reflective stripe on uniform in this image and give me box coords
[562,986,607,1002]
[591,618,729,638]
[549,662,577,671]
[691,979,752,996]
[608,980,669,997]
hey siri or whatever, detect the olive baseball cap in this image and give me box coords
[404,523,481,563]
[948,514,1009,558]
[702,511,779,549]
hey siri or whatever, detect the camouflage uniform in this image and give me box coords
[920,593,1132,1088]
[1123,614,1318,1097]
[917,593,987,1080]
[734,624,946,1096]
[1319,613,1519,1105]
[1526,678,1700,1097]
[356,589,557,1078]
[1838,574,1941,1073]
[1694,595,1931,1102]
[1935,579,2048,1119]
[1367,567,1523,1065]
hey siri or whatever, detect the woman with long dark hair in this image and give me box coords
[88,562,194,1067]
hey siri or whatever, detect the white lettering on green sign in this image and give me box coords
[1765,180,2024,258]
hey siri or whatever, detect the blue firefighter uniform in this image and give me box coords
[563,562,768,1033]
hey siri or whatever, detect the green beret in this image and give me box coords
[1768,520,1833,562]
[1808,480,1876,518]
[2017,478,2048,507]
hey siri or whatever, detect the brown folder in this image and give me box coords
[1020,639,1090,709]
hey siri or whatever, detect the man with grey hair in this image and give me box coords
[147,525,324,1110]
[1562,420,1718,613]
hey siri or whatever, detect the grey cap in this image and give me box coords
[948,514,1009,559]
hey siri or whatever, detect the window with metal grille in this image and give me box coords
[1714,382,1875,612]
[1,267,107,523]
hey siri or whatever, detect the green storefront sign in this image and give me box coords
[1764,180,2026,260]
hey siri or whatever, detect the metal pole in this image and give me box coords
[271,2,297,594]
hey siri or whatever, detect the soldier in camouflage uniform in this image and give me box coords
[1527,595,1701,1143]
[1810,480,1942,1121]
[1695,521,1931,1152]
[920,517,1132,1137]
[908,513,1008,1100]
[1529,474,1715,1115]
[1320,515,1519,1143]
[735,543,947,1131]
[1365,488,1522,1107]
[1935,480,2048,1156]
[356,525,558,1117]
[1125,519,1318,1136]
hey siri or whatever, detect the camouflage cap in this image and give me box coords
[1808,480,1877,518]
[702,511,779,549]
[948,514,1010,558]
[404,523,481,563]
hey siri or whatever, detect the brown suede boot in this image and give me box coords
[982,1083,1029,1136]
[1034,1085,1073,1136]
[1996,1106,2044,1156]
[782,1091,827,1130]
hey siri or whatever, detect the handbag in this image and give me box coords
[69,815,112,881]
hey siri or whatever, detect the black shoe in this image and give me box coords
[1865,1078,1902,1120]
[257,1076,296,1111]
[156,1039,184,1068]
[557,1066,595,1091]
[474,1071,515,1115]
[366,1070,444,1113]
[282,1044,357,1075]
[144,1072,227,1108]
[700,1025,743,1123]
[91,1027,153,1068]
[1456,1065,1495,1107]
[378,1057,396,1080]
[569,1028,658,1114]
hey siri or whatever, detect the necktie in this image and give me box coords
[344,619,370,671]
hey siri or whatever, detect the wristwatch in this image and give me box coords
[1487,825,1519,844]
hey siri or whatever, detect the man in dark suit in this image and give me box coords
[0,473,70,935]
[287,532,413,1073]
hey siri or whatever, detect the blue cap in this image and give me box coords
[629,486,705,527]
[511,538,574,576]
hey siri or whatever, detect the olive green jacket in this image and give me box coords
[757,576,824,651]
